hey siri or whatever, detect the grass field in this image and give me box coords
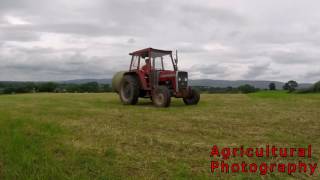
[0,92,319,179]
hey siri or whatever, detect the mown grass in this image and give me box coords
[0,92,319,179]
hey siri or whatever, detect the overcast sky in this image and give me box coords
[0,0,319,83]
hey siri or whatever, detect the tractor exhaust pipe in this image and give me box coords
[174,50,178,71]
[175,50,178,65]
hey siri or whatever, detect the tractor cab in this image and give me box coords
[129,48,176,71]
[129,48,177,90]
[112,47,200,107]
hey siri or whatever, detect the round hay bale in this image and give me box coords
[112,71,125,93]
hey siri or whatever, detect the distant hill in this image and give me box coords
[189,79,282,89]
[190,79,313,89]
[61,79,112,84]
[61,78,313,90]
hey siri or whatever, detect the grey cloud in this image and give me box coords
[1,23,132,38]
[303,70,320,81]
[243,63,271,79]
[101,0,168,25]
[0,52,123,81]
[127,38,136,44]
[269,51,320,65]
[190,64,228,77]
[13,47,86,54]
[0,0,320,82]
[35,23,134,37]
[181,5,246,26]
[0,25,40,42]
[0,0,33,12]
[177,43,207,53]
[0,17,6,25]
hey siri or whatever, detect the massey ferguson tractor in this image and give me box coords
[112,48,200,107]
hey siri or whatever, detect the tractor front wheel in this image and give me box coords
[152,86,171,107]
[183,89,200,105]
[119,75,139,105]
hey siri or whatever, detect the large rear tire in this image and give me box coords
[183,89,200,105]
[152,86,171,107]
[119,75,139,105]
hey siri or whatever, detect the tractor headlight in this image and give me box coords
[178,77,182,81]
[184,77,188,81]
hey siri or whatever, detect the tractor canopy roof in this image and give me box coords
[129,47,172,58]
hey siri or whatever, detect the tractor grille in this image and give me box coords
[177,71,188,89]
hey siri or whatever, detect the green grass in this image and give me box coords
[0,92,319,179]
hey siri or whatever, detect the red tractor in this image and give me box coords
[112,48,200,107]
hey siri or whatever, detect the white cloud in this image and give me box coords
[4,15,31,25]
[0,0,319,83]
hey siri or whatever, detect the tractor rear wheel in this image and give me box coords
[119,75,139,105]
[152,86,171,107]
[183,89,200,105]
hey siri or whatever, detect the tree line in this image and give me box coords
[295,81,320,93]
[1,80,319,95]
[194,80,320,94]
[0,82,112,94]
[193,85,259,94]
[277,80,320,93]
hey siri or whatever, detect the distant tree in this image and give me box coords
[1,82,34,94]
[102,84,112,92]
[0,82,113,94]
[283,80,298,92]
[3,87,15,94]
[38,82,58,92]
[269,82,276,90]
[313,81,320,92]
[25,82,37,92]
[238,84,258,94]
[14,84,29,93]
[283,83,289,90]
[65,84,80,92]
[80,82,99,92]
